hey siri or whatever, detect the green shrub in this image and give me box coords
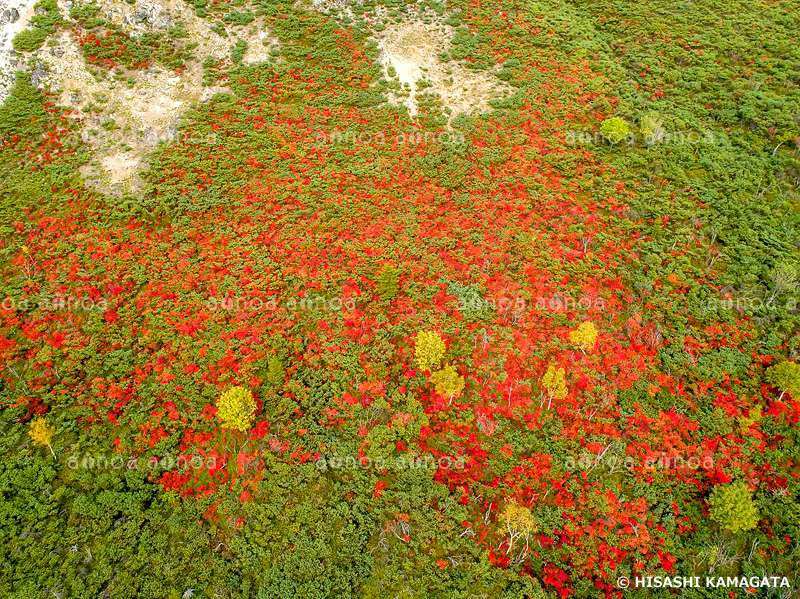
[708,481,759,533]
[12,0,62,52]
[600,116,630,144]
[375,266,400,300]
[266,355,285,385]
[231,39,248,64]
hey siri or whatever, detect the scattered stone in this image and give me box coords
[30,62,49,88]
[2,8,20,23]
[151,13,172,29]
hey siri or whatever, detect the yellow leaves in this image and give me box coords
[569,321,598,353]
[538,322,598,409]
[414,330,446,372]
[415,331,467,405]
[29,418,54,446]
[500,499,537,555]
[216,386,257,432]
[541,364,567,403]
[501,500,537,532]
[431,364,465,404]
[708,481,759,533]
[28,418,56,458]
[737,405,763,433]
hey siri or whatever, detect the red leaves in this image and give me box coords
[373,481,386,498]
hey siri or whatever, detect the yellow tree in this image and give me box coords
[431,364,465,405]
[414,330,446,372]
[541,364,567,409]
[29,418,56,458]
[500,499,537,557]
[569,321,598,354]
[216,386,257,432]
[765,361,800,400]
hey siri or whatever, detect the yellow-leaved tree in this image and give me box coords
[541,364,567,409]
[765,361,800,400]
[216,386,257,432]
[414,330,446,372]
[431,364,465,405]
[569,321,598,354]
[500,499,537,557]
[29,418,56,458]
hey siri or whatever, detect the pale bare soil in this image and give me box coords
[2,0,508,193]
[2,0,276,193]
[375,20,511,118]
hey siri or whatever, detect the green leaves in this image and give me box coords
[766,361,800,400]
[12,0,63,52]
[708,481,760,534]
[375,266,400,300]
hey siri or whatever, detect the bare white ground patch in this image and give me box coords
[241,25,278,64]
[6,0,277,193]
[375,21,510,118]
[0,0,37,101]
[33,29,224,194]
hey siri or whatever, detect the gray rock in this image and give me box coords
[30,63,49,88]
[3,8,20,23]
[50,47,64,57]
[133,7,148,22]
[152,14,172,29]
